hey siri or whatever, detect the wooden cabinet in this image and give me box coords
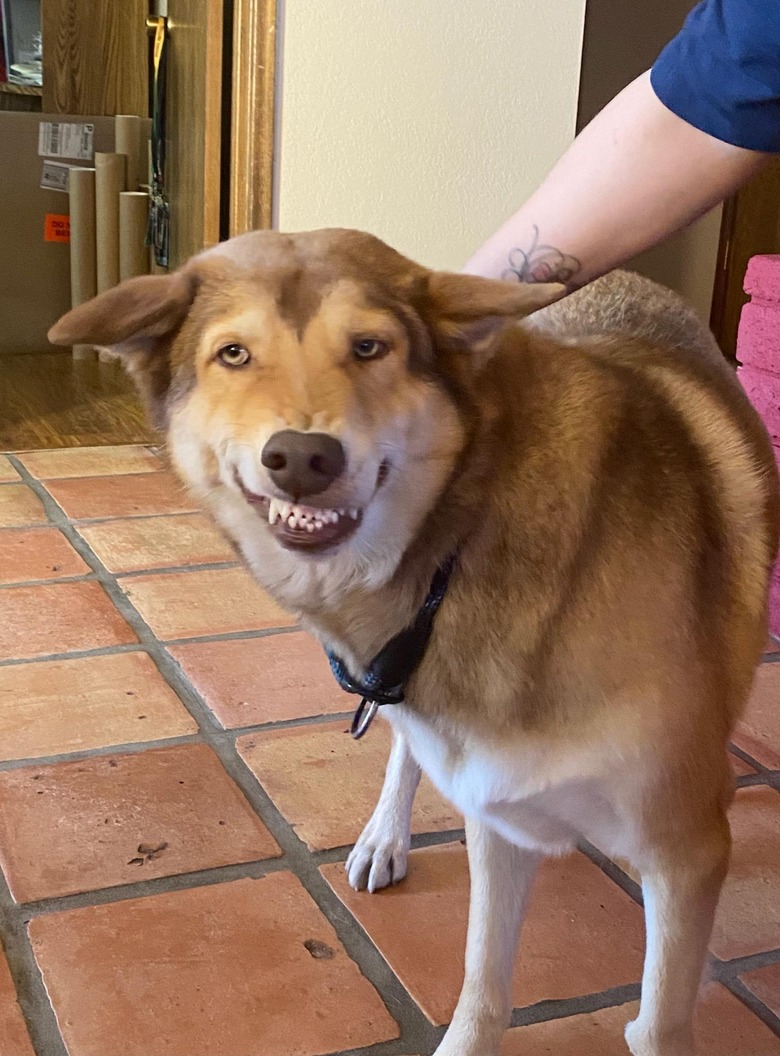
[41,0,148,116]
[0,82,41,110]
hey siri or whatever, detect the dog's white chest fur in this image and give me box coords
[387,707,628,857]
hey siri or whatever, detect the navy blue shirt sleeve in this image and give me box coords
[651,0,780,152]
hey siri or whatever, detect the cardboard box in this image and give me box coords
[0,112,148,354]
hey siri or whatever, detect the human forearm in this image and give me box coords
[464,72,770,287]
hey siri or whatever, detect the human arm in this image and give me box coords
[463,70,770,288]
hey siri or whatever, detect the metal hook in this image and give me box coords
[350,698,380,740]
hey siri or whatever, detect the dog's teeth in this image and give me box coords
[292,505,311,528]
[268,498,284,525]
[276,502,358,532]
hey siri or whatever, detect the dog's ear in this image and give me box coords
[48,270,198,428]
[424,271,566,360]
[48,270,196,347]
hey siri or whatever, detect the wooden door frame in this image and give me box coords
[709,194,738,357]
[709,159,780,360]
[229,0,277,234]
[165,0,224,266]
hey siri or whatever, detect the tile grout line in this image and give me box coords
[0,559,243,590]
[580,817,780,1036]
[6,456,446,1054]
[714,948,780,975]
[708,947,780,1036]
[0,863,70,1056]
[729,740,775,776]
[716,973,780,1038]
[577,839,644,906]
[0,733,204,773]
[137,681,445,1053]
[146,699,444,1052]
[7,485,466,1051]
[509,982,641,1028]
[4,830,471,920]
[0,710,356,773]
[0,625,302,669]
[4,462,331,1054]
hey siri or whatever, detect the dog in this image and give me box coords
[49,229,779,1056]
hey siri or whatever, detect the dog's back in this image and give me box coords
[528,269,724,365]
[415,270,779,763]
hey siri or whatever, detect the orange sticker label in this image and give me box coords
[45,213,70,243]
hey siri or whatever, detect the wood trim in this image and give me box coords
[202,0,225,249]
[166,0,224,265]
[229,0,277,234]
[0,83,43,96]
[709,194,738,355]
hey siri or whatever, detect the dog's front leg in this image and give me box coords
[435,817,540,1056]
[346,723,421,892]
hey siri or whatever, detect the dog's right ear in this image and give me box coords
[48,270,196,348]
[48,270,198,428]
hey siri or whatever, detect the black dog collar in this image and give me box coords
[326,554,456,739]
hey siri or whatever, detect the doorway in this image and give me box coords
[0,0,277,449]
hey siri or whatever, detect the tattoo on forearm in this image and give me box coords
[502,225,581,286]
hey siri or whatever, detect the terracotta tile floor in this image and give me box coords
[0,445,778,1056]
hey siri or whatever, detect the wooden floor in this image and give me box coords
[0,351,157,449]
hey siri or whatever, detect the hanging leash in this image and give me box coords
[325,555,457,739]
[146,16,170,267]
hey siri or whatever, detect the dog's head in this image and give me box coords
[50,229,563,593]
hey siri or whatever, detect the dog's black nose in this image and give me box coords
[261,430,346,499]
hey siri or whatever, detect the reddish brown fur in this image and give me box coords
[49,230,778,753]
[49,231,780,1055]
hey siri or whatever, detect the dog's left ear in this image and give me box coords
[424,271,566,358]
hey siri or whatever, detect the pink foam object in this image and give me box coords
[736,254,780,636]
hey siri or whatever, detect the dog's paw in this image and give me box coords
[625,1019,695,1056]
[432,1021,502,1056]
[345,820,410,893]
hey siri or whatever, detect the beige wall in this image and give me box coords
[275,1,587,270]
[578,0,721,321]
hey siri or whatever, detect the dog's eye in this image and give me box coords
[352,338,389,361]
[216,343,251,368]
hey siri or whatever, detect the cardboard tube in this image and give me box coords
[115,114,142,191]
[120,191,151,280]
[68,166,97,359]
[95,152,126,294]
